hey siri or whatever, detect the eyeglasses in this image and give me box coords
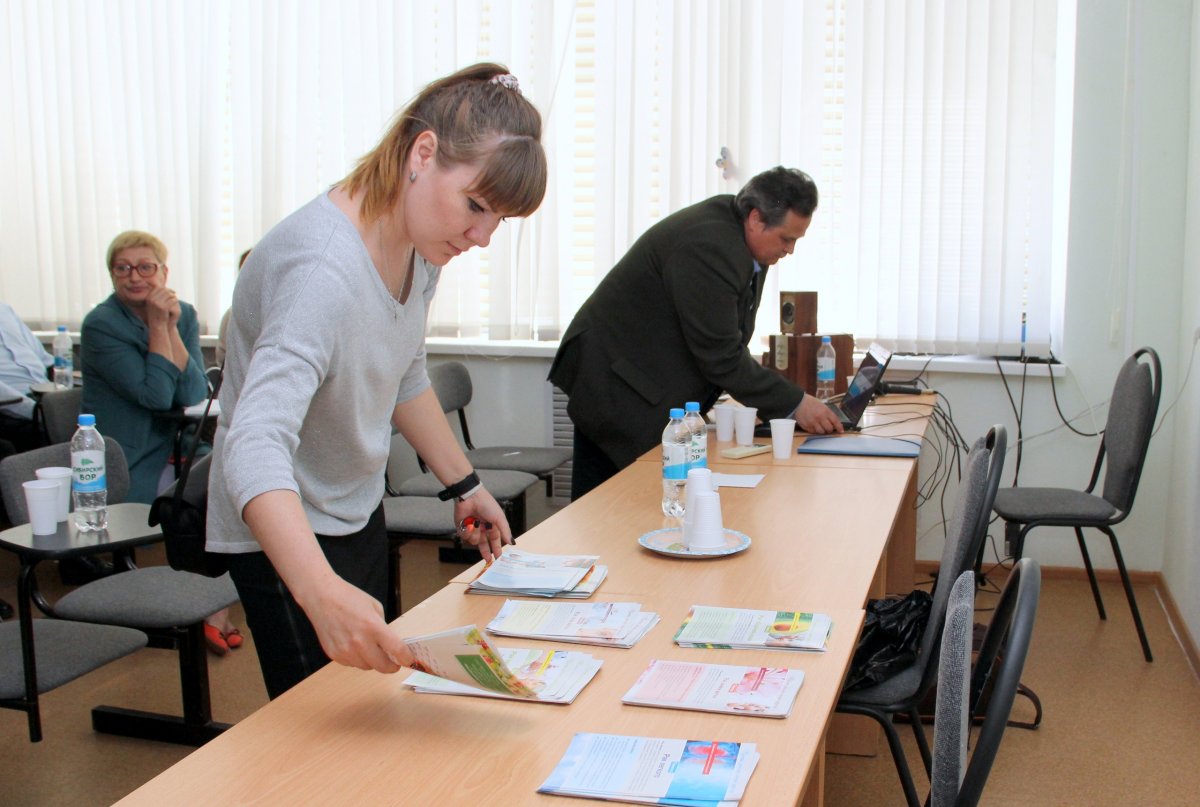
[111,262,161,278]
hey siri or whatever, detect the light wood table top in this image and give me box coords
[119,400,933,806]
[119,579,863,806]
[451,460,912,609]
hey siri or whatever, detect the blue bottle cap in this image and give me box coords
[821,335,832,343]
[78,414,96,427]
[669,408,685,419]
[684,402,700,412]
[57,325,67,332]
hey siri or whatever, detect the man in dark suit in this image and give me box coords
[550,166,842,500]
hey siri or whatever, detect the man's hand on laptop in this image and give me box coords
[795,394,844,434]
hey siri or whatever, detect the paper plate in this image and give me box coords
[637,527,750,559]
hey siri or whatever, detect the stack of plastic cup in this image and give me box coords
[684,490,726,550]
[682,467,714,535]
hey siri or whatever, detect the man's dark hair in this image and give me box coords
[734,167,818,226]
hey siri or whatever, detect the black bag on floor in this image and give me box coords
[843,589,932,692]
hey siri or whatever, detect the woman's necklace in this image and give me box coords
[377,219,415,307]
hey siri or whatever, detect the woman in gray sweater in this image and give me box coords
[209,63,547,698]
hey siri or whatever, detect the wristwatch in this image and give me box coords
[437,471,482,502]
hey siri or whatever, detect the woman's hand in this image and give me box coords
[146,286,182,326]
[453,489,512,561]
[301,574,415,672]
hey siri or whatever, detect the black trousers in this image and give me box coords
[227,504,388,700]
[570,428,622,501]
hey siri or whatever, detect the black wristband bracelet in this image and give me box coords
[437,471,481,502]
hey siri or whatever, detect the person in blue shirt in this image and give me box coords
[0,301,54,451]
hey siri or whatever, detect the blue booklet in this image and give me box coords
[539,733,759,805]
[795,435,921,458]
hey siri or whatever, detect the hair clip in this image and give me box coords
[490,73,520,91]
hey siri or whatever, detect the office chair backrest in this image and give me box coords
[38,387,83,444]
[0,437,130,524]
[1100,347,1161,514]
[428,362,473,415]
[956,557,1041,807]
[918,426,1006,672]
[930,570,975,807]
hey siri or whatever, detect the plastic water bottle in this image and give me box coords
[52,326,74,389]
[661,408,688,517]
[683,401,707,471]
[70,414,108,531]
[816,336,836,400]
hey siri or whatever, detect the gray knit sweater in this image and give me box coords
[207,192,439,553]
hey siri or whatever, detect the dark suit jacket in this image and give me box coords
[549,195,804,468]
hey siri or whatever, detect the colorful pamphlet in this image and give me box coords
[404,624,536,698]
[403,647,602,704]
[622,660,804,718]
[673,605,833,652]
[538,733,759,805]
[486,599,659,648]
[466,548,605,598]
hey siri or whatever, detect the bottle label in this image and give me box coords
[817,359,836,383]
[72,450,106,492]
[774,337,788,370]
[55,356,71,368]
[690,434,708,468]
[662,443,688,480]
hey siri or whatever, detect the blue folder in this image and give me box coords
[795,435,922,458]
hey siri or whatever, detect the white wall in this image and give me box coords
[1165,0,1200,647]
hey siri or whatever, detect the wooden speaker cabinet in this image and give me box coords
[779,291,818,334]
[768,333,855,396]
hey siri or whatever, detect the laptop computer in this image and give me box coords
[824,342,892,430]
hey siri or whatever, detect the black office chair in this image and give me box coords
[0,440,239,745]
[930,559,1041,807]
[837,425,1007,807]
[992,347,1160,661]
[422,361,570,496]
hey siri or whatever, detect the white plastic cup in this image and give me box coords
[682,467,714,536]
[733,407,758,446]
[684,490,726,550]
[22,480,60,536]
[34,466,72,522]
[714,404,736,442]
[769,419,797,460]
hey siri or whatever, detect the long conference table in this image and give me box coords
[118,397,934,806]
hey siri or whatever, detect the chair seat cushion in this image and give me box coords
[839,661,922,707]
[993,487,1119,524]
[466,446,571,477]
[396,469,539,500]
[0,620,147,698]
[382,496,458,537]
[53,567,239,630]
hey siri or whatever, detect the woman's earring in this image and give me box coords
[409,171,417,182]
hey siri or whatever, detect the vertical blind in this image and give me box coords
[1,0,1057,356]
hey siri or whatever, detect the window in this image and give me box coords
[2,0,1058,356]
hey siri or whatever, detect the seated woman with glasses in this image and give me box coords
[82,230,240,654]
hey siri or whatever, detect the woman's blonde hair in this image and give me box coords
[106,230,168,268]
[342,62,547,224]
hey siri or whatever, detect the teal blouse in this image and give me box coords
[81,294,209,503]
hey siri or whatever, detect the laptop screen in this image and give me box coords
[836,343,892,427]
